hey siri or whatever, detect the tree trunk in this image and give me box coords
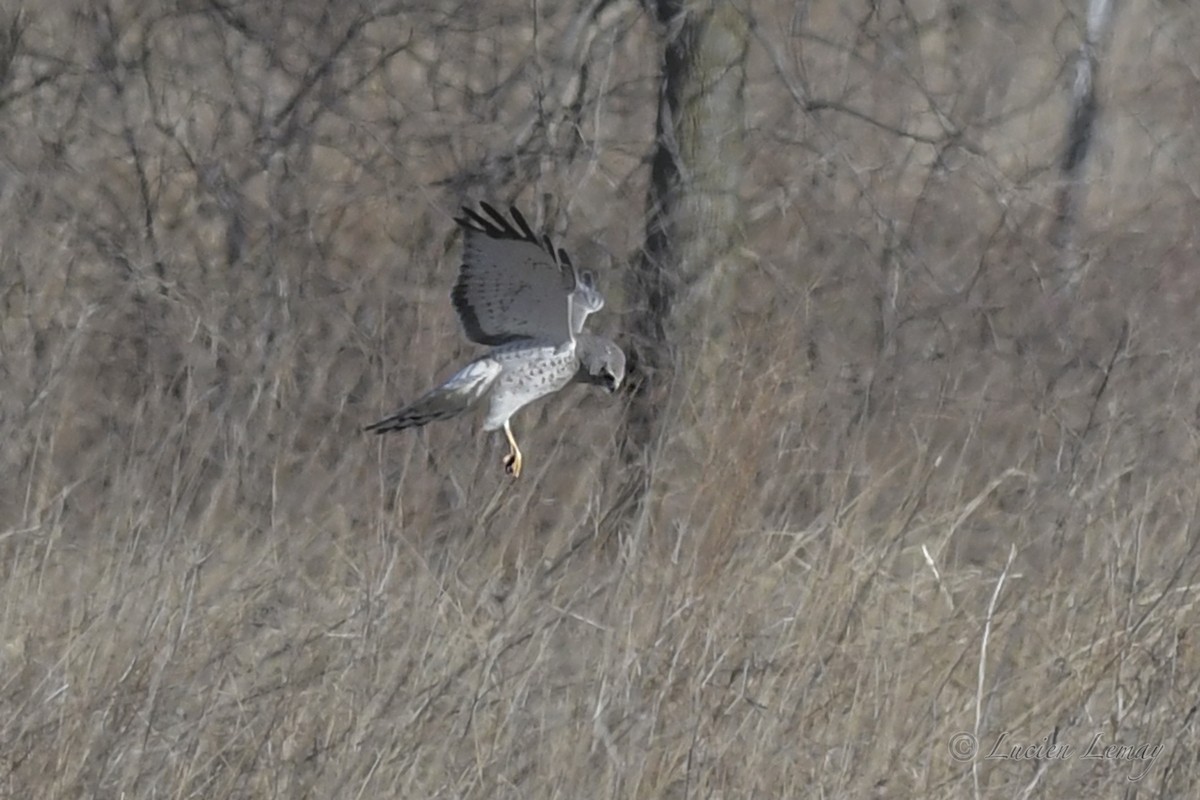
[1049,0,1114,289]
[612,0,748,524]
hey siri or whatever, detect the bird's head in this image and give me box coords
[575,334,625,394]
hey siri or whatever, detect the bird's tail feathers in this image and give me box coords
[365,357,501,435]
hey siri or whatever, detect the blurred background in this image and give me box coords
[1,0,1198,796]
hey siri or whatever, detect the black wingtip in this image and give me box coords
[480,201,508,228]
[508,206,538,242]
[454,203,542,246]
[455,205,491,234]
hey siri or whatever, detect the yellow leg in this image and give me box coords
[502,420,523,478]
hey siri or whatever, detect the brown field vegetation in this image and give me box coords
[2,0,1199,796]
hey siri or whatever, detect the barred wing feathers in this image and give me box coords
[452,204,577,346]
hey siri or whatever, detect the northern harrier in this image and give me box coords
[365,203,625,478]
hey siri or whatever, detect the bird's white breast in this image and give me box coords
[481,341,578,430]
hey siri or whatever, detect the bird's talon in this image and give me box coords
[503,453,521,478]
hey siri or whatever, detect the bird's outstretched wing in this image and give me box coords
[570,269,605,334]
[452,203,582,346]
[364,357,501,434]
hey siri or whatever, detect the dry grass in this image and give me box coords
[2,0,1200,797]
